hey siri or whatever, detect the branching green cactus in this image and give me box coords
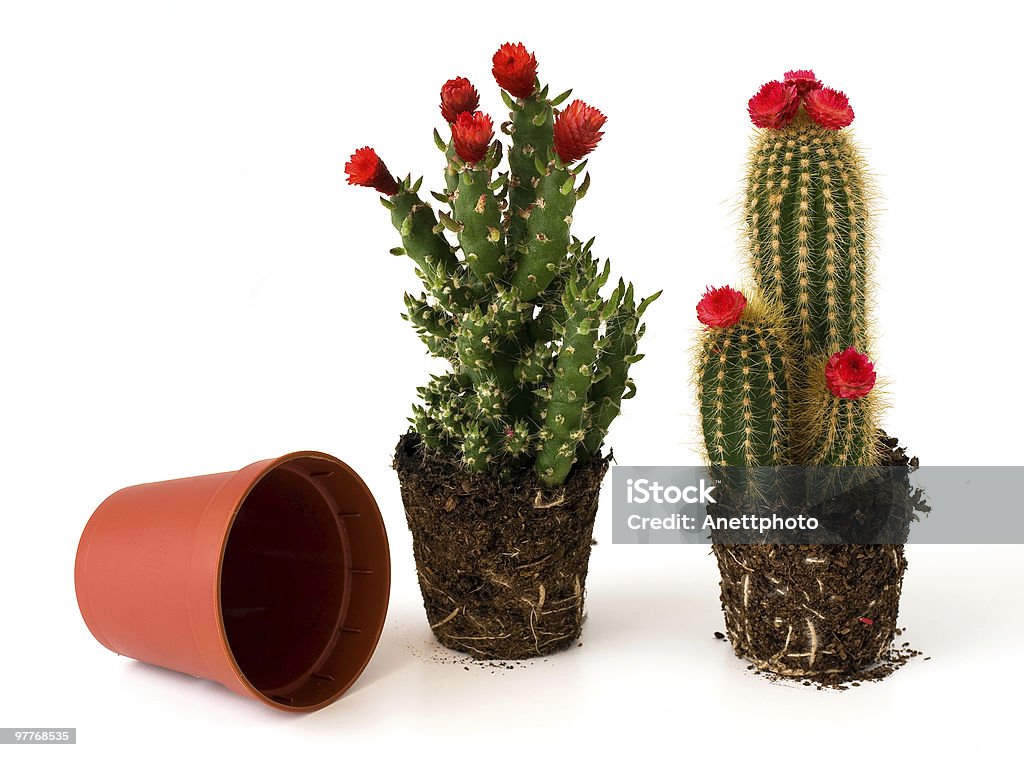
[696,71,882,470]
[535,256,610,487]
[504,88,554,250]
[510,162,587,302]
[447,142,507,284]
[347,44,658,488]
[584,282,660,459]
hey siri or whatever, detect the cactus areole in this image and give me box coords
[347,45,658,659]
[695,71,918,684]
[347,44,658,490]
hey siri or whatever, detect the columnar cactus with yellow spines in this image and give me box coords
[801,348,880,467]
[695,290,791,467]
[696,71,881,470]
[348,44,658,488]
[745,72,871,360]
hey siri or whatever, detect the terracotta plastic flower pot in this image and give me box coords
[75,451,390,712]
[394,433,608,660]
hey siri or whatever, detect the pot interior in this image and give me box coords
[220,463,350,702]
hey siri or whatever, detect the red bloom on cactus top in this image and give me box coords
[553,100,607,163]
[804,87,855,130]
[783,69,822,96]
[451,111,494,165]
[345,147,400,195]
[749,72,855,130]
[696,286,747,329]
[747,81,800,129]
[440,77,480,124]
[492,42,538,99]
[825,348,876,399]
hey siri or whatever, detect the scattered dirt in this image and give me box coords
[732,626,927,690]
[394,433,608,660]
[712,432,926,687]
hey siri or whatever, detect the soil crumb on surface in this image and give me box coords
[717,626,927,690]
[401,623,557,672]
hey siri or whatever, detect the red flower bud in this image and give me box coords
[804,87,855,129]
[345,146,399,195]
[783,69,822,96]
[552,100,607,164]
[748,80,800,129]
[696,286,747,329]
[440,76,480,124]
[825,347,876,399]
[451,111,494,165]
[492,42,538,99]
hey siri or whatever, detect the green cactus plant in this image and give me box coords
[697,71,881,471]
[800,349,881,467]
[698,73,917,682]
[695,294,791,468]
[347,44,658,488]
[583,281,655,459]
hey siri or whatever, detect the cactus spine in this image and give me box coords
[348,45,657,488]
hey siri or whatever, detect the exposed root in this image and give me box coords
[727,549,754,572]
[430,606,461,630]
[806,618,818,667]
[533,491,567,509]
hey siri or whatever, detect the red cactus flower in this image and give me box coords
[696,286,747,329]
[825,347,876,399]
[451,111,494,165]
[440,76,480,124]
[805,87,855,129]
[783,69,822,96]
[748,80,800,129]
[492,42,538,99]
[345,146,399,195]
[552,100,607,163]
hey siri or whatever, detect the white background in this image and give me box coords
[2,1,1022,753]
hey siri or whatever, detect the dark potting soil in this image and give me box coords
[394,433,609,660]
[713,432,926,687]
